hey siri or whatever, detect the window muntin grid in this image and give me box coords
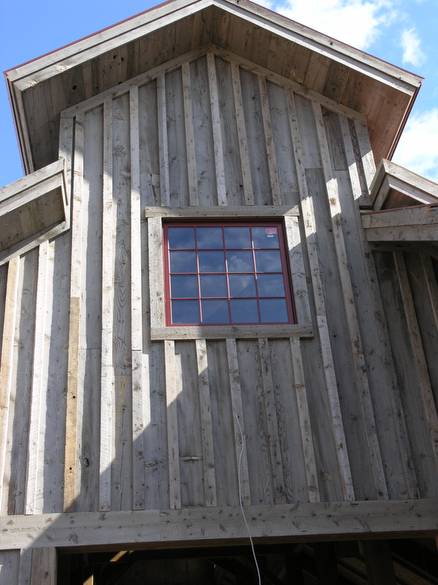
[164,222,295,326]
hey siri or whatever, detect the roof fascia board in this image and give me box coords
[213,0,421,95]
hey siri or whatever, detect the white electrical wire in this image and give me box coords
[235,413,262,585]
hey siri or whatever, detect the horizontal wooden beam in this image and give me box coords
[0,499,437,551]
[362,206,438,242]
[362,206,438,229]
[151,324,313,340]
[144,204,300,219]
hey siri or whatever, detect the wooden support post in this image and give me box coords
[362,541,396,585]
[287,91,354,501]
[314,543,339,585]
[30,548,57,585]
[313,102,387,499]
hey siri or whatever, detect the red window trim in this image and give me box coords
[163,220,296,326]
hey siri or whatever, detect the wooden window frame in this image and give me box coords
[145,205,313,340]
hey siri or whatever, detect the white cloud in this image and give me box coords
[400,27,426,67]
[270,0,395,50]
[394,108,438,182]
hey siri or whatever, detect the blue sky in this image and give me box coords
[1,0,438,186]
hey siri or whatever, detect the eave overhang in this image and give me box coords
[4,0,422,174]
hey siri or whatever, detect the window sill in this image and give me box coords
[150,323,313,340]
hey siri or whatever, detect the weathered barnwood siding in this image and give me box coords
[0,50,436,532]
[374,249,438,497]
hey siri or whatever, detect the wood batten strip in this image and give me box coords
[25,242,49,514]
[181,63,199,207]
[422,255,438,330]
[340,115,418,498]
[394,252,438,460]
[63,49,206,118]
[258,338,285,503]
[157,72,170,207]
[226,339,250,506]
[286,91,354,501]
[207,53,227,206]
[214,47,366,124]
[258,76,282,206]
[99,98,115,512]
[285,215,311,324]
[148,217,165,329]
[0,257,20,512]
[313,102,388,499]
[354,119,376,193]
[195,340,217,507]
[58,114,74,215]
[164,340,181,509]
[130,86,146,511]
[231,63,254,205]
[339,117,363,203]
[290,337,320,503]
[64,114,85,511]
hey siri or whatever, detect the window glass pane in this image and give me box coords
[171,275,198,298]
[170,251,197,273]
[255,250,282,272]
[199,251,225,272]
[257,274,285,297]
[227,251,253,273]
[168,227,195,249]
[230,299,258,323]
[172,300,199,324]
[202,300,229,324]
[260,299,288,323]
[229,275,256,298]
[252,226,279,249]
[224,227,251,249]
[200,275,227,298]
[196,227,223,249]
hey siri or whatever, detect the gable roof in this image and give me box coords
[370,159,438,210]
[5,0,422,174]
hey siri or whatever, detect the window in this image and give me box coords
[163,222,295,326]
